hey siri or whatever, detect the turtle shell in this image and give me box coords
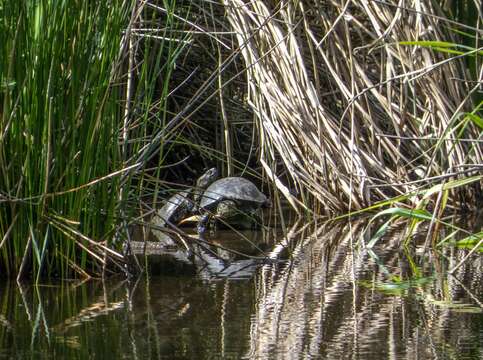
[199,177,268,210]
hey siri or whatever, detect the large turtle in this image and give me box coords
[197,177,270,235]
[154,168,218,229]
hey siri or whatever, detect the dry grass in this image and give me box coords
[221,0,482,214]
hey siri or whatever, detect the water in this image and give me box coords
[0,221,481,359]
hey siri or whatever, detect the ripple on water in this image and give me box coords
[0,221,481,359]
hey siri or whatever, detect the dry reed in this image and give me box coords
[221,0,482,214]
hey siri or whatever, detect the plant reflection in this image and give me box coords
[0,220,481,359]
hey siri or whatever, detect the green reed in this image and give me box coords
[0,1,181,279]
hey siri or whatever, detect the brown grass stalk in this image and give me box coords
[222,0,481,214]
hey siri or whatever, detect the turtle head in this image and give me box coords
[196,167,218,189]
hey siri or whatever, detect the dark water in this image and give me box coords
[0,221,481,359]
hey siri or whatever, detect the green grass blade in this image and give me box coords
[422,175,483,200]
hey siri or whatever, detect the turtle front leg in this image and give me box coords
[197,212,210,235]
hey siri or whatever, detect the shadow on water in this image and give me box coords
[0,219,481,359]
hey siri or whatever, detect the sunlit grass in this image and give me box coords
[0,1,183,279]
[222,0,481,217]
[360,175,482,272]
[0,1,133,279]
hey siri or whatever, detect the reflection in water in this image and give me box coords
[0,276,254,359]
[0,221,481,359]
[247,221,482,359]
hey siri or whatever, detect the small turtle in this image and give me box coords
[197,177,270,235]
[154,168,218,229]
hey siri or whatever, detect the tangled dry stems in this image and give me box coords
[221,0,481,214]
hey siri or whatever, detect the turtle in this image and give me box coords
[154,167,218,229]
[197,177,270,235]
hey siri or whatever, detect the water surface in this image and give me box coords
[0,221,481,359]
